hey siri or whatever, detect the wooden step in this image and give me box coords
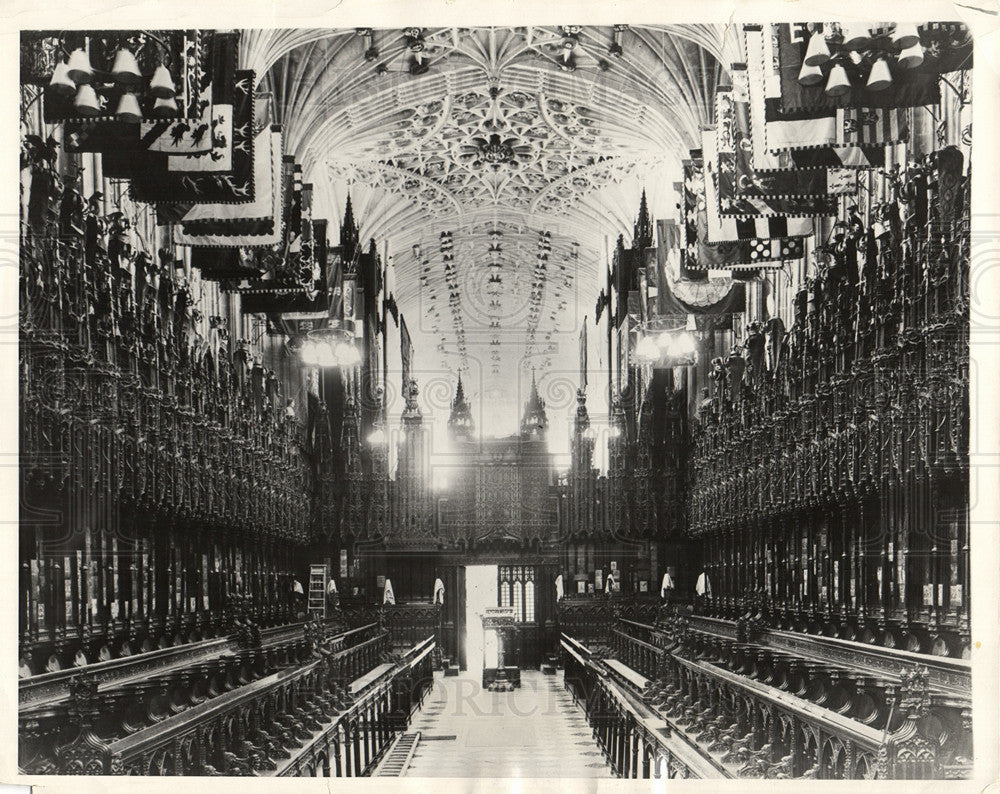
[374,731,421,776]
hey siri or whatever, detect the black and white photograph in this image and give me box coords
[5,4,999,790]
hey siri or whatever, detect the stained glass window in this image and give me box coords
[497,565,536,622]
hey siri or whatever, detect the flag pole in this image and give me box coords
[382,241,389,420]
[605,235,613,411]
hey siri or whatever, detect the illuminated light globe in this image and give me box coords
[298,340,312,366]
[48,61,76,96]
[294,327,362,369]
[635,335,661,363]
[315,341,337,368]
[669,331,697,360]
[336,342,362,367]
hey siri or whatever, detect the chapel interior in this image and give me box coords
[17,23,973,780]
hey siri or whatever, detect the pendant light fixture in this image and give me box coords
[66,48,94,84]
[866,58,893,91]
[149,64,176,98]
[824,63,852,97]
[804,26,831,66]
[115,92,142,122]
[73,83,101,115]
[48,61,76,96]
[110,48,143,85]
[841,23,872,50]
[892,23,920,49]
[897,42,925,70]
[151,96,178,117]
[797,60,824,86]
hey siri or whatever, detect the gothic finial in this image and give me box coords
[343,193,354,226]
[341,194,359,261]
[634,188,653,249]
[898,665,931,720]
[520,371,548,437]
[575,387,590,427]
[448,373,474,439]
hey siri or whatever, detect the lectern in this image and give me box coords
[481,606,520,690]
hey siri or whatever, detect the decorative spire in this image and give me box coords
[571,388,594,471]
[402,378,422,421]
[340,395,362,469]
[574,387,590,432]
[341,194,359,263]
[448,372,475,440]
[633,188,653,249]
[520,370,548,438]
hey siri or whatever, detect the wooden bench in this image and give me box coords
[349,662,395,695]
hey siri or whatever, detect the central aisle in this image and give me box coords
[403,670,614,778]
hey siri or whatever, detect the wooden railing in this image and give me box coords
[556,594,660,648]
[104,656,325,775]
[379,603,441,654]
[23,623,383,774]
[20,617,367,712]
[684,614,971,702]
[327,630,390,689]
[610,618,972,779]
[609,628,663,682]
[561,633,720,779]
[276,635,436,777]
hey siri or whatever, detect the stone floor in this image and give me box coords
[404,669,614,778]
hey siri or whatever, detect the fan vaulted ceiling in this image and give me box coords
[245,26,725,429]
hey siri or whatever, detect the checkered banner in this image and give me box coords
[729,63,884,168]
[708,129,838,218]
[717,85,857,200]
[746,25,911,152]
[683,158,806,271]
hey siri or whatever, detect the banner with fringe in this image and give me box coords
[717,84,857,200]
[773,23,965,114]
[173,127,283,247]
[108,69,256,204]
[684,157,806,271]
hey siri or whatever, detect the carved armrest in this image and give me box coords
[260,729,290,759]
[697,719,724,745]
[221,751,255,776]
